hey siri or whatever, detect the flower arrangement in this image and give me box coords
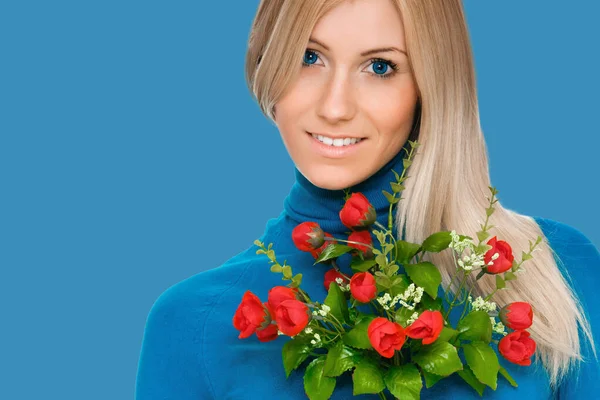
[233,140,542,399]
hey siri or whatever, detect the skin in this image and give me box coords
[274,0,419,190]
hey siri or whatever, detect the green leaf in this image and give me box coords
[422,370,444,388]
[462,342,499,389]
[314,243,354,264]
[283,265,292,279]
[496,275,505,289]
[392,169,401,182]
[477,231,490,243]
[404,262,442,299]
[382,190,397,204]
[390,182,405,193]
[375,253,388,268]
[323,341,359,377]
[352,357,385,395]
[499,366,518,387]
[350,258,377,272]
[457,310,492,343]
[324,281,349,324]
[304,357,337,400]
[394,307,415,326]
[421,231,452,253]
[395,240,422,264]
[436,327,459,343]
[291,273,303,287]
[270,264,283,273]
[343,315,375,349]
[384,364,423,400]
[282,338,312,378]
[504,271,517,281]
[386,264,400,276]
[389,274,411,297]
[457,364,486,396]
[412,341,463,376]
[419,292,444,311]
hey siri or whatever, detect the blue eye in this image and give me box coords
[371,61,389,75]
[301,49,398,80]
[303,50,319,65]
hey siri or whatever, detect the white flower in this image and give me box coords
[407,311,420,325]
[304,327,313,334]
[490,317,507,335]
[470,296,497,313]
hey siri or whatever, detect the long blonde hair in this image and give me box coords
[244,0,596,390]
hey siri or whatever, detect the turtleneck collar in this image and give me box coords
[283,144,409,238]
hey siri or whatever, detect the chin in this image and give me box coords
[303,165,367,191]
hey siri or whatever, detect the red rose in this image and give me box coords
[406,310,444,345]
[348,230,373,258]
[256,323,279,342]
[339,193,376,230]
[232,291,270,339]
[350,272,378,303]
[310,232,336,260]
[499,330,536,366]
[292,221,325,252]
[323,268,349,291]
[267,286,299,313]
[499,302,534,330]
[484,236,514,274]
[368,317,407,358]
[274,299,310,336]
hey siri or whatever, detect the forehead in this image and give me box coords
[310,0,406,51]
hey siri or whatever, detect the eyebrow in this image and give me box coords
[308,37,407,56]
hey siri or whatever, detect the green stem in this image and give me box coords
[459,285,474,320]
[444,272,468,320]
[327,237,376,250]
[484,288,498,302]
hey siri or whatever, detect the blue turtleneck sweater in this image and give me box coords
[135,148,599,399]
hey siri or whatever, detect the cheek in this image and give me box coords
[275,81,316,141]
[362,83,417,135]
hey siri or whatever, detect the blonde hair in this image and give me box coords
[244,0,596,390]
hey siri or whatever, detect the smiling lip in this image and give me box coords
[307,131,366,159]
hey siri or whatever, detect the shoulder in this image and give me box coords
[136,248,264,398]
[146,248,260,325]
[532,216,599,265]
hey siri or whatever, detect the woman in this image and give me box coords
[135,0,600,398]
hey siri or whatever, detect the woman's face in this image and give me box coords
[274,0,418,190]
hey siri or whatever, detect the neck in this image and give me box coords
[283,145,409,238]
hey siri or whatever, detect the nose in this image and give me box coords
[316,68,357,124]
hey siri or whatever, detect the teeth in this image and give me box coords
[311,133,362,147]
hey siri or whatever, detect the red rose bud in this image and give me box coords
[368,317,407,358]
[484,236,515,274]
[499,330,536,366]
[339,193,376,230]
[323,268,349,291]
[348,230,373,258]
[274,299,310,336]
[499,302,534,330]
[350,272,378,303]
[310,232,336,260]
[267,286,299,313]
[292,221,325,252]
[256,323,279,342]
[232,291,269,339]
[406,310,444,345]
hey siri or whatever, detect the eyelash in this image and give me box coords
[301,49,399,80]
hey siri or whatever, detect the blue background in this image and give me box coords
[1,1,598,399]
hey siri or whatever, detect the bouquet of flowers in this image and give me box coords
[233,140,542,399]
